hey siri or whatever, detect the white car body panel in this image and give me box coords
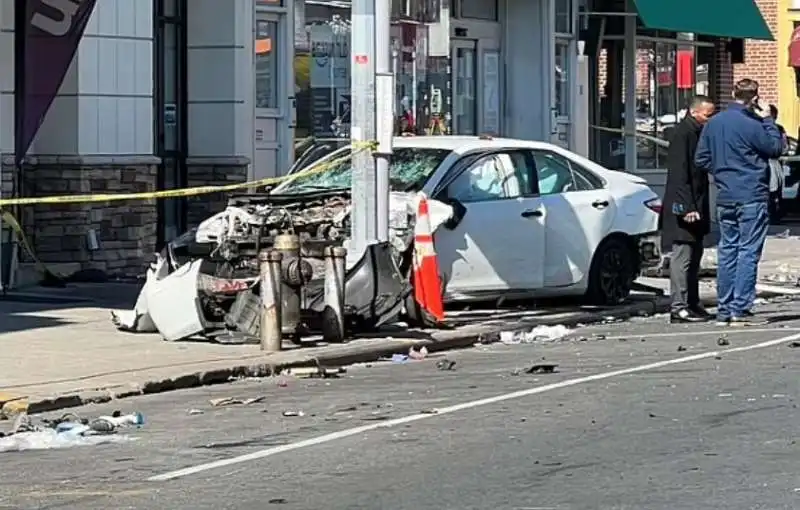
[282,136,661,303]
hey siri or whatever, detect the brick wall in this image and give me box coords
[733,0,779,105]
[5,156,160,278]
[185,158,249,229]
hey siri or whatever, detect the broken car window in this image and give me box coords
[278,148,451,194]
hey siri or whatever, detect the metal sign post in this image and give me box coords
[349,0,378,264]
[374,0,393,243]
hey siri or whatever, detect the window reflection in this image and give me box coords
[293,0,450,160]
[256,20,279,109]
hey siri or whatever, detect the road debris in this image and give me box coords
[282,410,305,417]
[677,345,687,352]
[512,363,559,375]
[420,408,439,414]
[408,346,429,360]
[789,341,800,348]
[0,411,143,452]
[716,335,730,346]
[282,366,345,379]
[209,396,266,407]
[436,359,457,371]
[500,325,570,345]
[188,409,204,416]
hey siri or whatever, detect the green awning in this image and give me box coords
[632,0,774,41]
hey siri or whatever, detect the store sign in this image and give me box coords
[16,0,98,165]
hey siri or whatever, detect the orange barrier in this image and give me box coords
[412,194,445,322]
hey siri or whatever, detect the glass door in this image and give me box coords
[254,12,286,179]
[452,40,478,135]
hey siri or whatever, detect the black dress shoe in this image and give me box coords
[670,308,706,323]
[689,306,713,320]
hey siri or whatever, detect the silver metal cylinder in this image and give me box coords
[259,250,283,352]
[273,234,302,336]
[322,246,347,343]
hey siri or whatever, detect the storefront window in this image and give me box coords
[256,20,279,109]
[457,0,498,21]
[294,0,444,152]
[634,39,698,169]
[555,0,572,34]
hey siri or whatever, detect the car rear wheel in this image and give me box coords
[585,236,636,306]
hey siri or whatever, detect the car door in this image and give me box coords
[432,150,545,296]
[533,149,617,287]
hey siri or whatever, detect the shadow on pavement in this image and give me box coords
[0,282,141,335]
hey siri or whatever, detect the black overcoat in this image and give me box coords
[660,115,711,245]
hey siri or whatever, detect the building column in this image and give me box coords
[623,12,637,173]
[504,0,552,141]
[185,0,254,228]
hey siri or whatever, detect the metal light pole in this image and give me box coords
[350,0,393,260]
[374,0,394,243]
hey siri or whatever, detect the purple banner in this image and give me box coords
[15,0,97,165]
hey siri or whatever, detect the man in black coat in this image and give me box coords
[661,95,716,323]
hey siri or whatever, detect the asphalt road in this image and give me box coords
[2,298,800,510]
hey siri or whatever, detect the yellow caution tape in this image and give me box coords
[0,140,377,207]
[0,140,376,284]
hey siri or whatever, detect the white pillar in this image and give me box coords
[186,0,254,164]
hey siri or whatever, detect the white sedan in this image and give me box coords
[277,136,662,310]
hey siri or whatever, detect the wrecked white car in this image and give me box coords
[112,145,455,344]
[113,135,662,344]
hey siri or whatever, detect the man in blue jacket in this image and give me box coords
[695,79,784,326]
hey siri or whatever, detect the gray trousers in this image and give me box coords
[670,242,704,312]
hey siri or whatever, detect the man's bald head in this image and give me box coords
[689,95,715,125]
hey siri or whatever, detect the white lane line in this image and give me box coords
[756,283,800,296]
[600,327,800,341]
[147,330,800,482]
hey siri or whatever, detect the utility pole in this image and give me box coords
[350,0,393,263]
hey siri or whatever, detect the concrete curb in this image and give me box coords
[1,289,793,417]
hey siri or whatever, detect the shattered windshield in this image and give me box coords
[277,147,451,194]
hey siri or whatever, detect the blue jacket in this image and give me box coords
[694,102,784,205]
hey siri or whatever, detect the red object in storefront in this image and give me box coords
[676,50,694,89]
[789,26,800,67]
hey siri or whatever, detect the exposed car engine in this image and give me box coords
[111,190,453,345]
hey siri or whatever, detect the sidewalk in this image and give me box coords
[2,238,799,417]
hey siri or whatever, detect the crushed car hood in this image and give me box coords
[196,190,454,266]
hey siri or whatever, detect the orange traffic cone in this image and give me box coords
[412,194,445,322]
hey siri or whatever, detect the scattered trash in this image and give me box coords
[277,379,289,387]
[188,409,204,416]
[391,353,409,363]
[436,359,457,371]
[282,367,345,379]
[500,325,570,344]
[209,396,266,407]
[717,336,730,346]
[525,364,559,374]
[677,345,687,352]
[789,341,800,348]
[408,346,429,360]
[282,410,305,417]
[268,498,288,504]
[419,408,439,414]
[0,410,143,452]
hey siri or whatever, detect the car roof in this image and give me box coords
[392,136,562,153]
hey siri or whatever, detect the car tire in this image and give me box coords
[585,236,636,306]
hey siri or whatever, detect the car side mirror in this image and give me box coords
[443,198,467,230]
